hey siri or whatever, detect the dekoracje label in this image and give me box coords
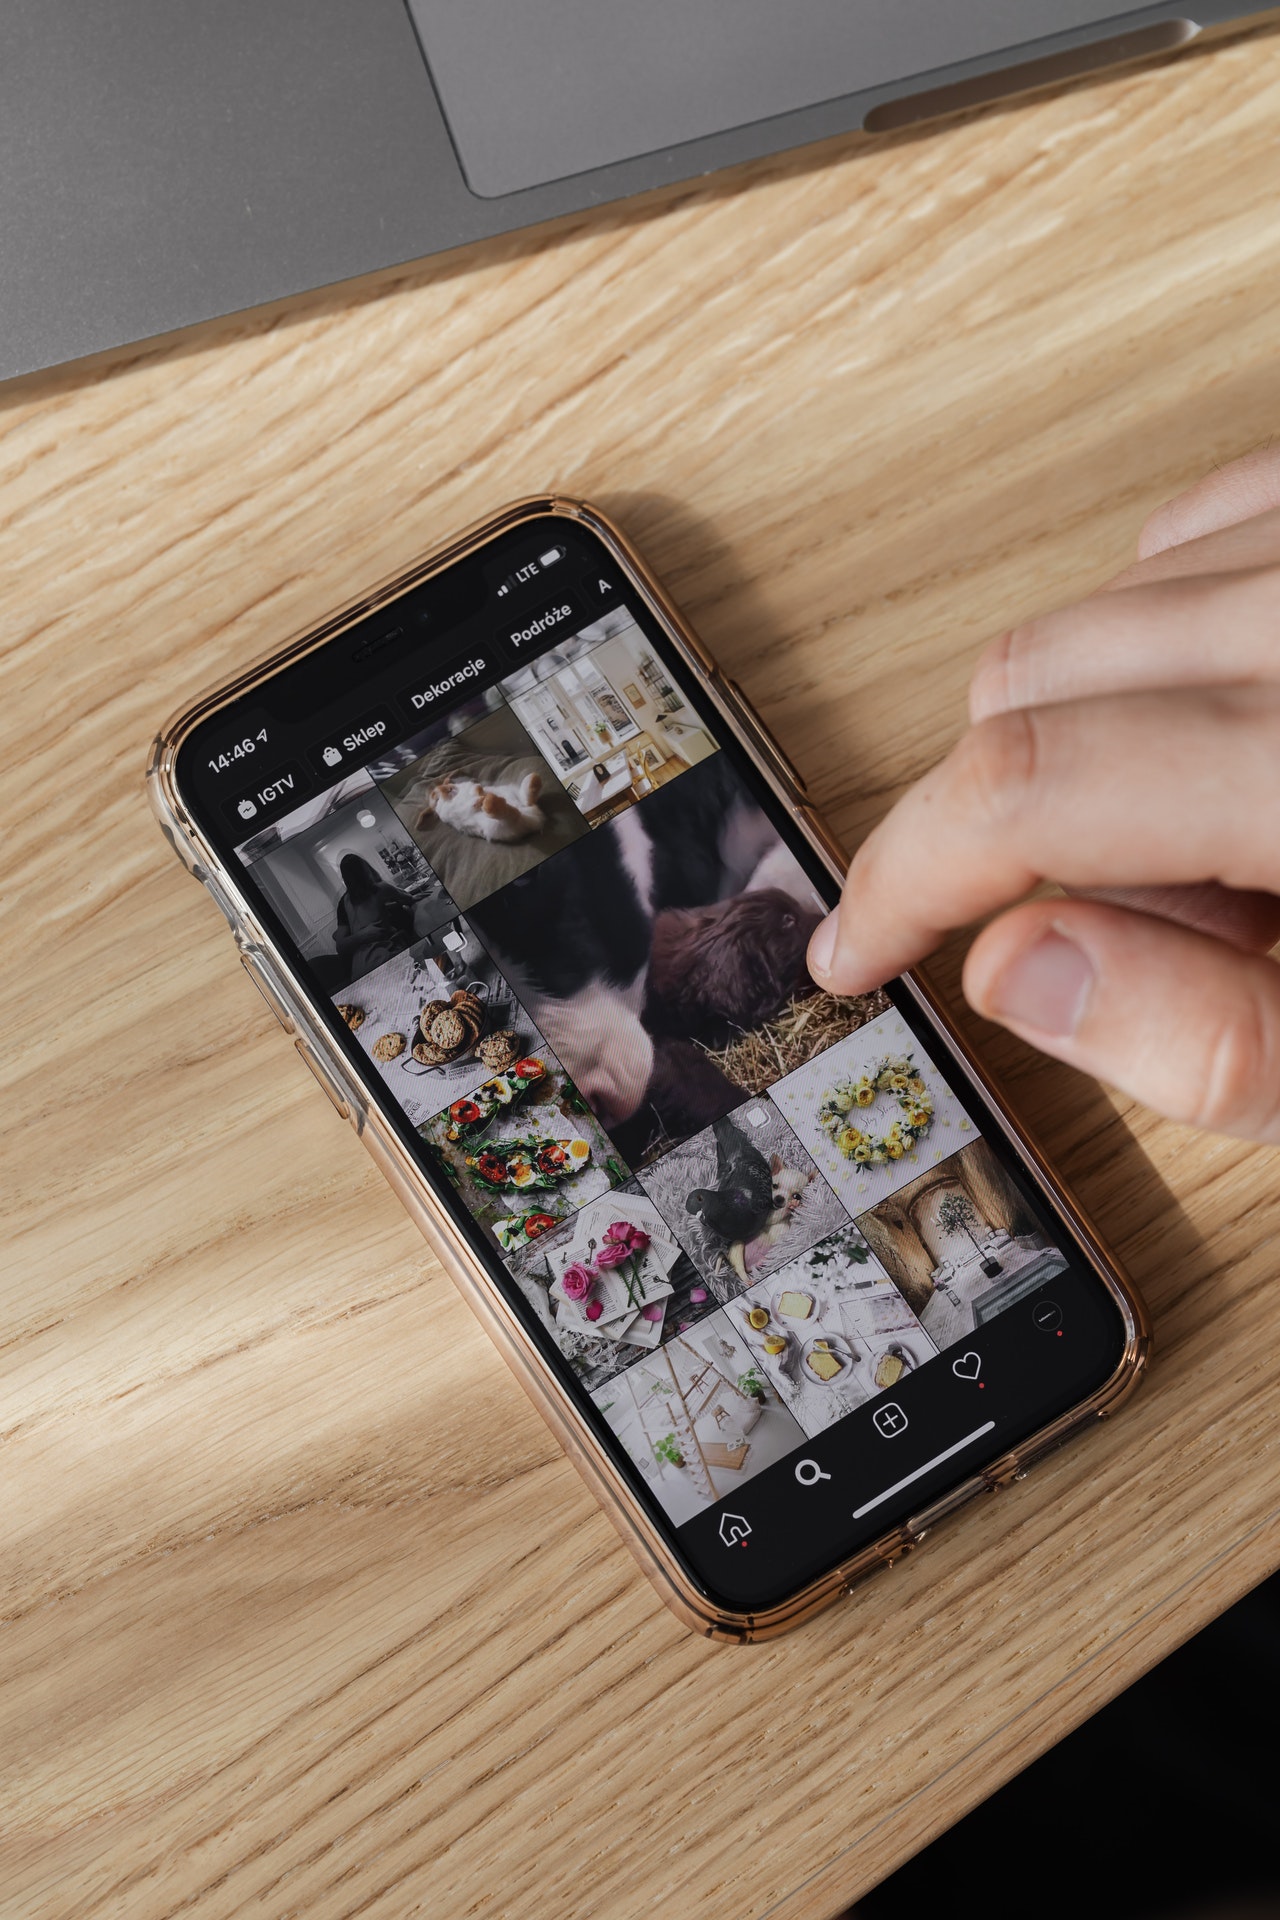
[397,648,500,721]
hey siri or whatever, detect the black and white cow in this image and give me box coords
[467,756,824,1152]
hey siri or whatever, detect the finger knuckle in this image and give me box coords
[1193,972,1280,1139]
[953,708,1041,835]
[970,623,1039,719]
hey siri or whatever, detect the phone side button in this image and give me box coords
[294,1040,351,1119]
[240,953,295,1033]
[676,625,718,680]
[722,678,810,799]
[800,805,849,876]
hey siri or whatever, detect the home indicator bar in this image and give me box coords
[852,1422,997,1520]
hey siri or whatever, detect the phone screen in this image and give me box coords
[177,512,1128,1613]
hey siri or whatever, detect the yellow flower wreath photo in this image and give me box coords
[817,1054,935,1165]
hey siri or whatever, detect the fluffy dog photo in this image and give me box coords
[637,1096,849,1294]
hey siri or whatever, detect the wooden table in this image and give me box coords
[4,27,1280,1919]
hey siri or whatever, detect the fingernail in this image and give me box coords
[809,912,838,979]
[988,927,1094,1037]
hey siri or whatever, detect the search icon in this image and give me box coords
[794,1459,832,1487]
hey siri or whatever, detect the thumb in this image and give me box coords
[963,897,1280,1143]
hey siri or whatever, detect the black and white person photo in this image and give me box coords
[243,778,457,991]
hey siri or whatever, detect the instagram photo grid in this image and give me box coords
[235,608,1071,1525]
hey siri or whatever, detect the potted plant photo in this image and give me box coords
[936,1190,1003,1277]
[737,1366,768,1405]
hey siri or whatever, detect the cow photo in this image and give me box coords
[466,754,831,1163]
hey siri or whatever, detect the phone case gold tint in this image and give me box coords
[148,496,1151,1642]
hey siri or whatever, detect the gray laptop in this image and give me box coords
[1,1,1270,383]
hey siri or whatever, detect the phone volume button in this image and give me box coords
[294,1040,351,1119]
[205,874,240,929]
[240,953,296,1033]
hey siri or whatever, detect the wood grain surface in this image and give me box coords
[4,27,1280,1920]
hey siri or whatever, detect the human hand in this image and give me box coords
[808,444,1280,1143]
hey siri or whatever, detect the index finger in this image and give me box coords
[1137,441,1280,561]
[807,685,1280,994]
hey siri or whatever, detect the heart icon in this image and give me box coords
[952,1351,982,1382]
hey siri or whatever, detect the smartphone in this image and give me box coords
[149,497,1150,1640]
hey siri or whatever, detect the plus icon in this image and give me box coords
[873,1403,909,1439]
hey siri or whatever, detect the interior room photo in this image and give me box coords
[855,1137,1071,1349]
[501,609,718,824]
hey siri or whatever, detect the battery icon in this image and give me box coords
[538,544,565,568]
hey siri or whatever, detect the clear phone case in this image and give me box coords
[148,496,1151,1641]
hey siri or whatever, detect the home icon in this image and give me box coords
[718,1512,751,1547]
